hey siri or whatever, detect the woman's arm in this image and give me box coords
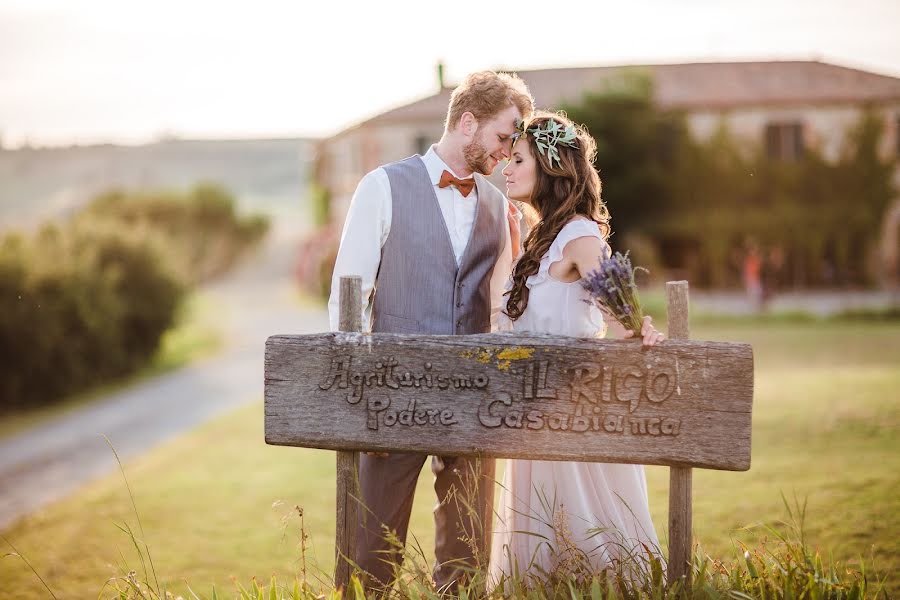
[566,235,665,347]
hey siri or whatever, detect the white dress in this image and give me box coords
[488,219,662,588]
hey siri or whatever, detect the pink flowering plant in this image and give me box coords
[581,250,648,337]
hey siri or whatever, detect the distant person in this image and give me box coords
[743,243,763,309]
[328,70,533,591]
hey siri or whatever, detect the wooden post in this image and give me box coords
[666,281,692,588]
[335,276,362,591]
[480,458,496,570]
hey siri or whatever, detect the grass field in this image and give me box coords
[1,319,898,598]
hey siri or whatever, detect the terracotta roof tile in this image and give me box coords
[357,60,900,131]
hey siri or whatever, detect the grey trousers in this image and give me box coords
[353,451,495,591]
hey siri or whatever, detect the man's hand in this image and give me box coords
[507,202,522,260]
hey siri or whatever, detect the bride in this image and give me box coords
[489,111,664,590]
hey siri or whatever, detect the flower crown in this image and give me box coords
[512,118,578,167]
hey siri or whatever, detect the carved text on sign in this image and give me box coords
[566,362,678,412]
[478,393,681,436]
[366,396,458,431]
[314,354,683,437]
[522,360,557,399]
[318,356,490,404]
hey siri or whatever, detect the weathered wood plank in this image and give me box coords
[666,280,690,341]
[668,466,693,585]
[338,276,362,333]
[666,280,693,587]
[335,450,359,589]
[334,276,362,591]
[264,332,753,471]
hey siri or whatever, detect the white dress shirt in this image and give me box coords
[328,145,513,332]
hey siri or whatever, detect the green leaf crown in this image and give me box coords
[512,118,578,167]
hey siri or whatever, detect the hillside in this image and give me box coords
[0,137,314,229]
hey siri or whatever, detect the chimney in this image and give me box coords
[436,61,445,90]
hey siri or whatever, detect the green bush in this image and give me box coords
[80,182,270,283]
[310,181,332,227]
[1,182,268,411]
[1,218,185,410]
[295,223,340,301]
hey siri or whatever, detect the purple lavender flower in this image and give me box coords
[580,250,647,336]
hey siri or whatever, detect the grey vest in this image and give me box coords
[372,155,506,335]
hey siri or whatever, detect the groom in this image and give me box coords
[327,70,533,590]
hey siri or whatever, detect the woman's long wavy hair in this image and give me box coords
[505,111,611,321]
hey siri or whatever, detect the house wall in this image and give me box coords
[687,103,900,166]
[322,121,445,224]
[318,101,900,286]
[326,103,900,217]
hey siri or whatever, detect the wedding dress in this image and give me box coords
[488,219,662,589]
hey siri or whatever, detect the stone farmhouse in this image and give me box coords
[311,60,900,287]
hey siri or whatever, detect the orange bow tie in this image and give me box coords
[438,170,475,197]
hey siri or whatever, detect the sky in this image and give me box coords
[1,0,899,147]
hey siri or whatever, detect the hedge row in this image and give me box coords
[82,183,270,283]
[1,184,269,410]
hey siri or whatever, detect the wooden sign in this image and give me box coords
[265,332,753,471]
[265,278,754,589]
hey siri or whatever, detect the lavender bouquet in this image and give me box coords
[581,250,648,336]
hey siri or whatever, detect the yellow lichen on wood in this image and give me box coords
[494,347,535,371]
[496,347,534,361]
[460,346,533,371]
[460,348,495,363]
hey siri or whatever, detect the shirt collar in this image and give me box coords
[422,145,474,186]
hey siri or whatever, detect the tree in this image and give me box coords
[563,72,689,246]
[565,74,897,288]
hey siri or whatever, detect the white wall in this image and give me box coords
[687,103,900,165]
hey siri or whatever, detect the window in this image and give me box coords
[765,122,804,160]
[414,134,430,156]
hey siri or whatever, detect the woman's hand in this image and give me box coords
[623,315,665,347]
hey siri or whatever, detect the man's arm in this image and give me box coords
[506,200,522,261]
[327,169,391,332]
